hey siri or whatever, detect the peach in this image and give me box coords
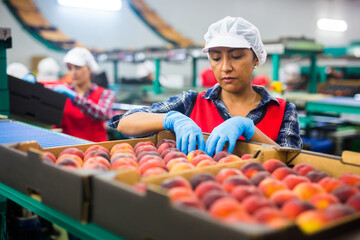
[250,171,272,186]
[222,175,252,193]
[84,150,110,163]
[163,151,187,164]
[111,149,136,158]
[209,198,244,219]
[138,155,163,166]
[83,161,109,170]
[133,141,155,153]
[169,162,195,173]
[196,159,217,168]
[331,184,359,203]
[135,145,158,156]
[166,157,189,171]
[216,168,243,184]
[84,156,111,169]
[111,158,138,170]
[195,181,224,200]
[318,177,344,193]
[132,182,147,193]
[137,151,161,163]
[42,151,56,164]
[296,210,330,234]
[189,173,216,190]
[139,159,166,175]
[305,170,330,183]
[168,187,195,202]
[240,153,253,160]
[253,207,291,228]
[269,189,299,208]
[224,211,255,224]
[272,167,298,180]
[85,144,110,156]
[187,150,208,163]
[56,154,83,166]
[262,159,286,173]
[323,203,357,221]
[293,182,325,200]
[231,185,263,202]
[58,147,84,160]
[142,167,168,177]
[110,143,133,156]
[55,157,82,169]
[242,195,274,214]
[191,154,214,166]
[160,176,192,190]
[338,173,360,186]
[346,193,360,212]
[281,199,315,219]
[160,147,181,159]
[217,155,242,164]
[202,189,229,209]
[172,196,205,210]
[156,139,176,154]
[241,161,267,179]
[113,165,139,175]
[213,151,231,162]
[309,193,339,210]
[258,178,288,197]
[293,163,316,176]
[283,175,310,190]
[110,153,136,163]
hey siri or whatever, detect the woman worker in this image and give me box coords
[108,16,302,155]
[53,47,115,142]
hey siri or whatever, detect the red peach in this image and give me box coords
[111,148,136,158]
[222,175,252,193]
[296,210,330,234]
[224,211,256,224]
[157,139,176,154]
[85,144,110,156]
[169,162,195,173]
[113,165,139,175]
[58,147,84,160]
[84,156,111,169]
[137,151,161,163]
[163,151,187,164]
[55,157,82,169]
[160,147,181,159]
[309,193,340,210]
[110,143,133,156]
[338,173,360,186]
[216,168,243,184]
[196,159,217,168]
[132,182,147,193]
[166,157,189,171]
[111,158,138,170]
[242,195,275,214]
[202,189,229,209]
[241,161,267,179]
[172,196,205,210]
[346,193,360,212]
[262,159,286,173]
[139,159,166,174]
[209,198,244,219]
[323,203,357,221]
[213,151,231,162]
[269,189,300,208]
[331,184,359,203]
[168,187,195,202]
[110,153,136,163]
[42,151,56,164]
[191,154,214,166]
[195,181,224,200]
[160,176,192,190]
[253,207,291,229]
[83,161,108,170]
[231,185,263,202]
[84,150,110,163]
[189,173,216,190]
[293,163,316,176]
[293,182,325,200]
[272,167,298,180]
[138,155,163,166]
[258,178,288,197]
[250,171,273,186]
[56,154,83,166]
[305,170,330,183]
[133,141,155,153]
[318,177,344,193]
[281,199,315,219]
[135,145,158,156]
[187,150,208,163]
[283,174,310,190]
[240,153,253,160]
[142,167,168,177]
[217,155,242,164]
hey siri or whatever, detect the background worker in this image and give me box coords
[108,16,302,155]
[53,47,115,142]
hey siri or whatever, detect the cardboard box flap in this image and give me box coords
[341,151,360,166]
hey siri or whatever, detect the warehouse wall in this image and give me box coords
[1,0,360,84]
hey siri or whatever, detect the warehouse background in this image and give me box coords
[1,0,360,84]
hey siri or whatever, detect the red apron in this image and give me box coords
[189,91,286,141]
[60,86,108,142]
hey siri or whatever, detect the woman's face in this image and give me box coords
[208,47,258,93]
[66,63,91,85]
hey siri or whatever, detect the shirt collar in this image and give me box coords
[203,84,280,107]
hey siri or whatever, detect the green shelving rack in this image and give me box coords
[0,28,11,118]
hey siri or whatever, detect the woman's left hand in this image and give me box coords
[205,116,255,156]
[53,85,77,100]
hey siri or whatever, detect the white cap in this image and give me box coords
[202,16,267,65]
[37,57,60,81]
[64,47,99,73]
[7,62,30,79]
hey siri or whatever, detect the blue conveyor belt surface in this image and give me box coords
[0,120,90,148]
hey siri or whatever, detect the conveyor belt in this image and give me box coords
[0,120,90,148]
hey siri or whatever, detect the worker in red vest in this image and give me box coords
[109,16,302,155]
[53,47,115,142]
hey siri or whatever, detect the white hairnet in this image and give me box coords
[202,16,267,65]
[7,62,30,79]
[64,47,99,73]
[37,57,60,81]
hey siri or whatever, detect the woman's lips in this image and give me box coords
[222,77,235,83]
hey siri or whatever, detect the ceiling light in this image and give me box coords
[317,18,348,32]
[57,0,122,11]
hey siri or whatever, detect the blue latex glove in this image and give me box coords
[205,116,255,156]
[22,73,36,83]
[53,85,77,100]
[163,111,205,155]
